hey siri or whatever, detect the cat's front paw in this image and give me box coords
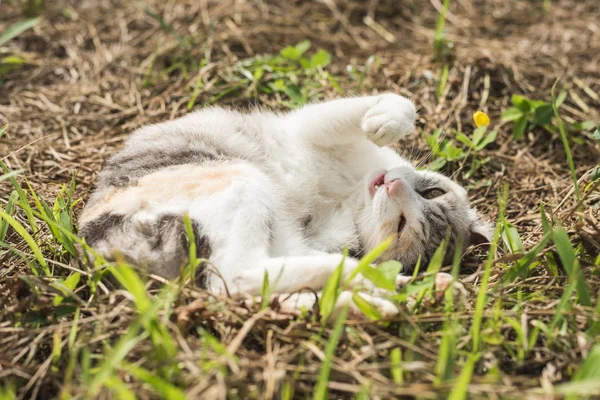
[362,94,416,146]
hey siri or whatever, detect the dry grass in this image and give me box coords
[0,0,599,398]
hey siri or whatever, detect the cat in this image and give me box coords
[79,93,491,315]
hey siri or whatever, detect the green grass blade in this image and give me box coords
[471,184,506,351]
[426,235,449,274]
[144,8,189,49]
[549,271,578,333]
[390,347,403,384]
[447,353,480,400]
[434,0,451,61]
[358,265,396,291]
[103,377,137,400]
[561,344,600,399]
[503,230,552,282]
[68,307,80,350]
[345,236,393,284]
[182,213,198,284]
[435,240,462,384]
[187,76,204,110]
[351,292,383,320]
[555,379,600,398]
[0,169,23,184]
[552,80,581,205]
[0,191,18,242]
[313,305,348,400]
[501,222,523,254]
[52,272,81,306]
[108,263,151,313]
[319,254,345,322]
[52,186,77,256]
[0,208,49,275]
[0,17,41,47]
[0,160,38,234]
[554,227,591,306]
[260,270,270,309]
[121,363,186,400]
[573,344,600,381]
[88,295,169,395]
[89,331,149,395]
[435,323,455,383]
[436,64,449,97]
[587,291,600,336]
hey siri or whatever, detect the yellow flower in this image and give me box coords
[473,111,490,128]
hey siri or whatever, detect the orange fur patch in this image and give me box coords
[80,164,242,224]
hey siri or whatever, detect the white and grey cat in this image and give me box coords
[79,94,491,314]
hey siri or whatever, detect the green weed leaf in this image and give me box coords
[512,116,528,139]
[0,17,41,47]
[501,222,523,253]
[591,166,600,181]
[280,40,310,60]
[377,260,403,284]
[533,104,553,125]
[359,266,395,291]
[310,49,331,68]
[455,132,473,149]
[555,90,568,108]
[511,94,531,112]
[475,130,497,151]
[472,126,487,146]
[53,272,81,306]
[501,107,524,122]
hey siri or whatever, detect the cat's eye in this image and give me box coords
[419,188,446,199]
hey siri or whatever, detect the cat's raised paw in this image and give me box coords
[362,94,416,146]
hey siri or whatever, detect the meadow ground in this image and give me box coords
[0,0,599,398]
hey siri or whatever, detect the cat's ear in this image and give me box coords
[468,209,493,247]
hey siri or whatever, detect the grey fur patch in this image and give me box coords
[100,148,230,188]
[79,213,212,280]
[78,213,125,246]
[401,201,468,274]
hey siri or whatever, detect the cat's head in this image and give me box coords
[356,164,492,272]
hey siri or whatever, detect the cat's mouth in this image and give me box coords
[369,172,402,198]
[368,172,386,197]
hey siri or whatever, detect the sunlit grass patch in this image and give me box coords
[1,0,599,396]
[1,84,599,398]
[0,17,40,83]
[141,9,341,109]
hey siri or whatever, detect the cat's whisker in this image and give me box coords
[417,124,452,168]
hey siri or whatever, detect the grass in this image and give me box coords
[141,10,341,109]
[1,0,599,398]
[433,0,452,63]
[0,17,40,81]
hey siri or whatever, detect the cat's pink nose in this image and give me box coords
[385,179,402,197]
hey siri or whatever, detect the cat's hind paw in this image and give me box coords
[362,94,416,146]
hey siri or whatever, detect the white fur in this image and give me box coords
[182,94,416,297]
